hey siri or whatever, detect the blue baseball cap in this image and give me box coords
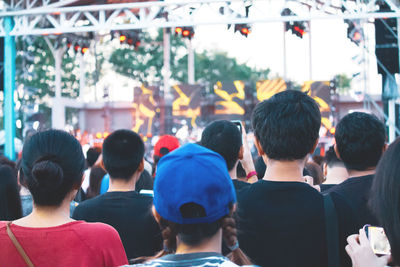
[154,143,236,224]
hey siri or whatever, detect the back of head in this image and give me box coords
[102,129,144,180]
[200,120,242,171]
[0,165,22,220]
[335,112,386,171]
[86,147,101,168]
[21,130,85,207]
[370,138,400,264]
[252,90,321,160]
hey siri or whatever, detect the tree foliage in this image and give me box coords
[109,30,270,86]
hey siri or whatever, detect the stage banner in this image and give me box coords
[171,84,203,128]
[256,79,287,102]
[302,81,332,130]
[132,84,160,136]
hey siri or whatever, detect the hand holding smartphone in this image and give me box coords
[364,225,391,255]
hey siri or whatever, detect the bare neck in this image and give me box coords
[263,158,305,182]
[175,229,222,255]
[108,173,140,192]
[13,193,75,227]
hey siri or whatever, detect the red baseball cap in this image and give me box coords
[154,135,180,157]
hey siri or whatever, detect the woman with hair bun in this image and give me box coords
[0,130,128,266]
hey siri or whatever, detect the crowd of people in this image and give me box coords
[0,90,399,267]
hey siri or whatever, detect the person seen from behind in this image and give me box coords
[326,112,386,229]
[152,135,180,177]
[319,145,349,192]
[0,129,127,266]
[125,143,253,266]
[0,164,22,221]
[73,129,162,260]
[237,90,356,267]
[200,120,258,191]
[345,138,400,267]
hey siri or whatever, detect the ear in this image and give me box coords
[383,143,388,153]
[139,159,145,172]
[334,143,342,160]
[238,146,244,160]
[309,138,319,154]
[152,206,161,223]
[254,136,265,156]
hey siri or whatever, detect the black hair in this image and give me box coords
[200,120,242,171]
[86,147,101,168]
[252,90,321,161]
[86,166,107,199]
[370,138,400,264]
[102,129,144,180]
[335,112,386,171]
[254,156,266,180]
[0,156,17,171]
[135,170,154,192]
[0,165,22,220]
[142,203,252,266]
[21,130,85,207]
[324,146,344,168]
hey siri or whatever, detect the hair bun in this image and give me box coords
[32,160,64,190]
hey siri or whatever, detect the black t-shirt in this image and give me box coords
[232,179,250,191]
[72,191,162,260]
[236,180,355,267]
[320,183,336,192]
[326,175,379,229]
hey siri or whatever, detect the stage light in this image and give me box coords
[175,27,183,35]
[81,46,89,54]
[119,34,127,43]
[234,24,251,37]
[74,44,80,52]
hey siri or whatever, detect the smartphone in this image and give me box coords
[364,225,391,255]
[231,120,242,133]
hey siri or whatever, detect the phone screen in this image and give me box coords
[365,226,391,255]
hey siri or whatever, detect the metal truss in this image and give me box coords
[0,0,400,36]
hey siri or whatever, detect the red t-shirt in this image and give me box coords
[0,221,128,267]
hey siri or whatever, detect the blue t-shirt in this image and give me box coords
[100,174,110,194]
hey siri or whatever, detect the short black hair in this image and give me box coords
[102,129,144,180]
[86,147,101,167]
[200,120,242,171]
[335,112,386,171]
[370,138,400,264]
[252,90,321,160]
[324,146,343,168]
[21,130,85,206]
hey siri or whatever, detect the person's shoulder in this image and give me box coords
[72,221,121,243]
[0,221,7,230]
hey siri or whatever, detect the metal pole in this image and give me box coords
[51,48,65,129]
[283,23,287,80]
[79,53,86,131]
[187,39,195,84]
[4,17,16,160]
[308,20,312,81]
[163,28,172,134]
